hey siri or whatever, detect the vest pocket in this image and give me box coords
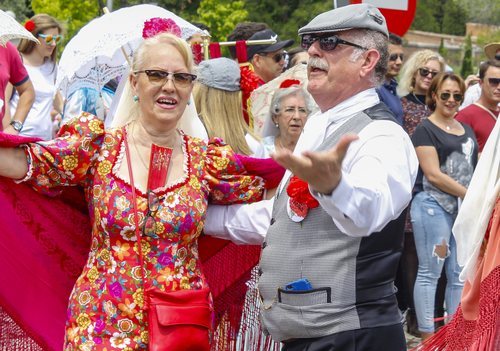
[278,287,331,306]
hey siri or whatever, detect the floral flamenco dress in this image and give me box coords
[17,113,265,350]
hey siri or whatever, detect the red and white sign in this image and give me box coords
[350,0,417,37]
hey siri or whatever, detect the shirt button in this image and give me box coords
[262,241,267,249]
[270,218,275,225]
[258,268,263,276]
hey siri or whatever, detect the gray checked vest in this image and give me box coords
[258,103,405,342]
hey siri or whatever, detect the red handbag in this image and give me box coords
[124,130,213,350]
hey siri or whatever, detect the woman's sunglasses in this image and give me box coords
[134,69,197,88]
[38,33,63,45]
[389,53,404,61]
[301,34,367,52]
[143,191,159,237]
[439,92,463,102]
[418,67,439,78]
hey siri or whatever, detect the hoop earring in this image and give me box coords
[133,95,139,102]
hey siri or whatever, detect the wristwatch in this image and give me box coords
[10,120,23,132]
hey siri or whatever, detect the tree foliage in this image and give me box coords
[411,0,466,35]
[195,0,248,42]
[460,35,473,79]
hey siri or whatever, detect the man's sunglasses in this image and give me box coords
[134,70,197,87]
[487,77,500,87]
[418,67,439,78]
[38,33,63,45]
[301,34,367,52]
[439,92,463,102]
[389,53,404,61]
[260,52,287,63]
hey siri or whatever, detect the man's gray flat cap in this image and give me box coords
[298,3,388,38]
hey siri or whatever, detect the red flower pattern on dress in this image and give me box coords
[287,176,319,219]
[24,20,36,32]
[142,17,181,39]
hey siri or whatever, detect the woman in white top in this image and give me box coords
[254,80,314,158]
[8,14,63,140]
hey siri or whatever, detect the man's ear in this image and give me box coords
[359,49,380,78]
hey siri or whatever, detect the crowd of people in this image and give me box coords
[0,3,498,351]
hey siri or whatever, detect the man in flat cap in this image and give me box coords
[205,4,418,349]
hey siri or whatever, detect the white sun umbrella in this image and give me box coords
[0,9,39,46]
[56,4,203,97]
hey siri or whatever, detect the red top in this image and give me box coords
[456,103,497,152]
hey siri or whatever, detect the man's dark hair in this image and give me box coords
[479,59,500,80]
[388,33,403,46]
[227,22,270,59]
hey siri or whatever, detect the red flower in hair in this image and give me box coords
[24,20,36,32]
[142,18,181,39]
[279,79,301,89]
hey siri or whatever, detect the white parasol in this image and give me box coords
[56,4,203,97]
[249,64,318,137]
[0,9,39,46]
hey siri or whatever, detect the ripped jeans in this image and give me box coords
[410,191,463,333]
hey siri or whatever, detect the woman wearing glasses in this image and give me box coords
[0,32,275,350]
[254,79,314,158]
[6,14,63,140]
[410,72,478,340]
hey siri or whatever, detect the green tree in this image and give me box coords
[31,0,99,49]
[438,38,448,58]
[460,35,473,79]
[195,0,248,42]
[0,0,33,21]
[412,0,466,35]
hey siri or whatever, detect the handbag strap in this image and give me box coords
[123,127,147,285]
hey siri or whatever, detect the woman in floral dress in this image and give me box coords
[0,32,267,350]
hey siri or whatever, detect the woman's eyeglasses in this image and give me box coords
[418,67,439,78]
[143,191,159,237]
[38,33,63,45]
[487,77,500,87]
[439,92,463,102]
[301,34,367,52]
[389,53,404,61]
[134,70,197,88]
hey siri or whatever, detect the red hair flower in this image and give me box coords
[286,176,319,221]
[142,17,181,39]
[24,20,36,32]
[279,79,301,89]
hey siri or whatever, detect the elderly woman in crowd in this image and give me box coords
[193,57,260,155]
[411,72,478,340]
[0,32,271,350]
[254,80,314,158]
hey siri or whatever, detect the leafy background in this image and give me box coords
[1,0,499,73]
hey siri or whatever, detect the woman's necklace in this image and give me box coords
[130,124,149,170]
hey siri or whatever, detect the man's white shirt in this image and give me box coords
[205,88,418,242]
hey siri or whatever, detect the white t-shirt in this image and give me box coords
[10,60,57,140]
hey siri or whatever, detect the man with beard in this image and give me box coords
[205,4,418,350]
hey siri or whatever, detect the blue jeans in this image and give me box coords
[410,191,463,333]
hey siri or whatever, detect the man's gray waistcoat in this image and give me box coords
[258,105,405,342]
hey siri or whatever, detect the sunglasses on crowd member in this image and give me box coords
[38,33,63,45]
[260,52,287,63]
[487,77,500,87]
[389,53,404,61]
[418,67,439,78]
[301,34,367,52]
[439,92,463,102]
[143,191,159,237]
[496,53,500,61]
[134,70,197,88]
